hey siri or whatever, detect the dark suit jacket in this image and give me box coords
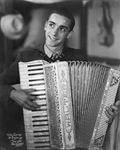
[0,45,84,150]
[0,45,84,104]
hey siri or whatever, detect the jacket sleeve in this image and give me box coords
[0,51,22,105]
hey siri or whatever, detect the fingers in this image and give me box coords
[106,106,118,116]
[28,94,36,101]
[11,89,42,111]
[23,88,41,109]
[25,93,41,110]
[110,100,120,114]
[105,107,113,118]
[19,95,40,110]
[105,110,113,124]
[105,102,120,124]
[20,89,41,110]
[23,88,37,94]
[114,100,120,107]
[22,100,40,111]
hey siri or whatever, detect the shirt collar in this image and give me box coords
[44,44,63,58]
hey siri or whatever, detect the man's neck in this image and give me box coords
[44,44,64,57]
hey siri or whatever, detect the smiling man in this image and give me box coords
[0,6,119,150]
[0,5,119,127]
[44,12,72,48]
[0,7,84,111]
[44,7,77,59]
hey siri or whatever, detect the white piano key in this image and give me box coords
[20,74,44,80]
[31,91,46,95]
[26,136,50,142]
[20,65,43,70]
[24,127,49,133]
[21,80,45,84]
[23,110,47,115]
[30,131,49,136]
[23,115,48,121]
[25,125,49,131]
[21,85,46,90]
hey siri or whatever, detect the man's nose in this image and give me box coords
[52,28,58,36]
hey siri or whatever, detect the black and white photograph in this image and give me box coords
[0,0,120,150]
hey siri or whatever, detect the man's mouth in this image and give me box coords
[49,35,58,41]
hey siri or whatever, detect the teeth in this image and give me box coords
[51,37,56,40]
[49,36,57,41]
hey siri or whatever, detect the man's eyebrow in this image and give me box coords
[48,20,69,30]
[48,20,55,24]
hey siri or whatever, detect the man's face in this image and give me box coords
[44,13,72,47]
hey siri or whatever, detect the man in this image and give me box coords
[0,7,119,149]
[0,7,85,111]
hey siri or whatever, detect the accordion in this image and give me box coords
[19,60,120,150]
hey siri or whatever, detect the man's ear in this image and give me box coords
[44,21,47,31]
[67,31,72,39]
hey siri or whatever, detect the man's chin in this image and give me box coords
[46,42,58,47]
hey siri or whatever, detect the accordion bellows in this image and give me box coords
[19,60,120,150]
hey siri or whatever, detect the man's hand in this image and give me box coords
[105,100,120,124]
[10,89,40,110]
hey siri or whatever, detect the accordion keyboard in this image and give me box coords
[19,60,50,150]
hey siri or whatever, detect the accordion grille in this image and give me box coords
[68,61,120,149]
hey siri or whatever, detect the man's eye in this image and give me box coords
[60,27,67,32]
[49,23,54,28]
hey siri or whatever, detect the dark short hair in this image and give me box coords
[48,7,75,31]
